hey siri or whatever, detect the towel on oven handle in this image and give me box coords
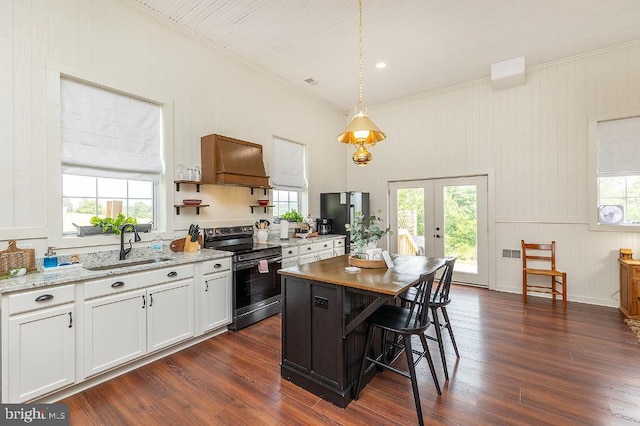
[258,259,269,274]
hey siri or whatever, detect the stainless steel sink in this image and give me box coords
[83,257,173,271]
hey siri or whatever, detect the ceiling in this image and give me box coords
[133,0,640,111]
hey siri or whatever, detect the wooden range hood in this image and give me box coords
[201,134,270,188]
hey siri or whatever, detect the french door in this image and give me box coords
[389,176,488,286]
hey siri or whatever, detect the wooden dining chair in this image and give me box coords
[521,240,567,308]
[354,269,440,426]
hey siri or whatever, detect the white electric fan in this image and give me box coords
[598,205,624,224]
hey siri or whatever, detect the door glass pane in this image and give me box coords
[443,185,478,274]
[396,188,424,256]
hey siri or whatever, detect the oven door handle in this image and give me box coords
[234,256,282,271]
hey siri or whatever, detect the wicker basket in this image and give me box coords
[0,240,36,274]
[348,255,387,269]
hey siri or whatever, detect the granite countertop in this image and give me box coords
[274,234,346,247]
[0,248,232,295]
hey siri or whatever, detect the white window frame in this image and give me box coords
[46,68,175,248]
[589,109,640,232]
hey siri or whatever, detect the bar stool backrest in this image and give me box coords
[404,270,437,330]
[431,257,456,305]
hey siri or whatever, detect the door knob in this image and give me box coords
[434,234,441,238]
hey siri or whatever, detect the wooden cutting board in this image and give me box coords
[169,235,203,252]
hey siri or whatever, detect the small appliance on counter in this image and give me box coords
[316,218,333,235]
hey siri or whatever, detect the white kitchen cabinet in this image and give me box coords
[281,246,299,269]
[295,238,343,265]
[202,273,231,332]
[299,249,334,265]
[83,265,195,378]
[7,304,76,403]
[201,258,232,333]
[83,289,147,377]
[2,284,77,403]
[147,279,195,353]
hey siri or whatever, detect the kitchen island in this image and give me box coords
[278,254,445,407]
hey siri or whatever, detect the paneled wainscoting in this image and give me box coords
[61,285,640,425]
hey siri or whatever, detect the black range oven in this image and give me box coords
[203,226,282,331]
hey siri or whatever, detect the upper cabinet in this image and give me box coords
[201,134,271,189]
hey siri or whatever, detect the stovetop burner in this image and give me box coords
[203,225,281,260]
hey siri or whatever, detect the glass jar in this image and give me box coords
[177,163,186,181]
[193,166,201,182]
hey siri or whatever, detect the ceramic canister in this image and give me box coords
[257,229,269,244]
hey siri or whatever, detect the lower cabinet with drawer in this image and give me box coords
[83,264,195,378]
[2,285,76,403]
[298,240,338,265]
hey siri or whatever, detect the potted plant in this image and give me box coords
[280,209,304,224]
[280,209,304,228]
[345,210,392,257]
[73,213,152,236]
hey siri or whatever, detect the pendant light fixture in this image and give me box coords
[337,0,386,166]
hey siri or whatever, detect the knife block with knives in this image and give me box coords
[170,224,201,253]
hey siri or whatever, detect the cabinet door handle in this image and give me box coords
[167,271,178,277]
[142,295,146,309]
[68,312,73,328]
[149,293,153,307]
[214,263,222,269]
[111,281,125,288]
[307,247,312,251]
[35,294,54,302]
[205,281,209,292]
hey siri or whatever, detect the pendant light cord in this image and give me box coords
[358,0,364,105]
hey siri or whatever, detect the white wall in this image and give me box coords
[0,0,348,254]
[348,42,640,307]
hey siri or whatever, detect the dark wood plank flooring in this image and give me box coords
[61,285,640,425]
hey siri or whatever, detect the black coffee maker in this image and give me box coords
[316,218,333,235]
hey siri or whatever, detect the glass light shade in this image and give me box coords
[352,144,372,166]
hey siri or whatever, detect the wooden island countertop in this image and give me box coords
[278,254,445,296]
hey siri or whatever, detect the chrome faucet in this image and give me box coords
[119,224,142,260]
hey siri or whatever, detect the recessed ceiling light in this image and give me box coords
[376,62,386,69]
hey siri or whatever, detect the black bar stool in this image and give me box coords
[354,269,440,426]
[400,257,459,380]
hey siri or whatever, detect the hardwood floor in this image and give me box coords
[61,285,640,425]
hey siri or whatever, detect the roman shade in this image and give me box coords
[60,78,163,181]
[597,115,640,176]
[271,137,307,191]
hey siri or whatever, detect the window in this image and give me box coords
[271,137,307,221]
[62,175,154,234]
[60,77,163,234]
[273,190,299,219]
[595,115,640,226]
